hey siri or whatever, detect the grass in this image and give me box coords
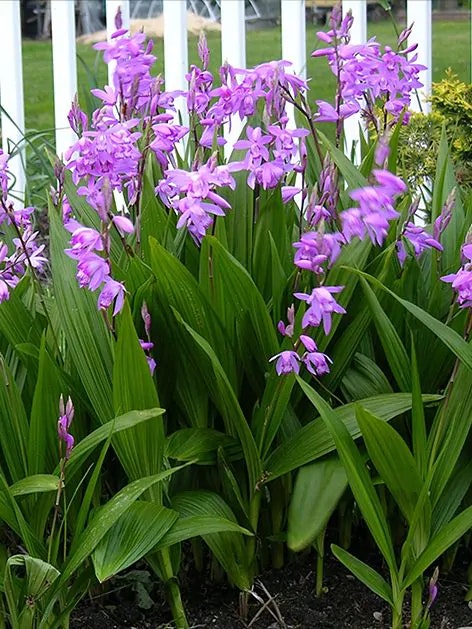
[19,19,471,135]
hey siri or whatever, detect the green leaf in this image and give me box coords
[140,155,176,256]
[252,187,292,301]
[431,127,465,274]
[288,457,347,552]
[356,406,425,525]
[428,358,472,506]
[0,279,42,355]
[349,269,472,371]
[165,428,241,464]
[9,475,59,497]
[318,131,369,189]
[218,164,253,269]
[340,353,393,402]
[147,237,235,426]
[175,313,262,496]
[431,457,472,534]
[156,516,252,549]
[66,408,165,480]
[0,475,45,558]
[92,502,178,582]
[4,555,60,628]
[49,201,114,423]
[201,235,279,365]
[28,336,65,475]
[295,378,396,573]
[0,356,29,483]
[171,490,253,590]
[403,506,472,590]
[266,393,441,479]
[43,465,187,616]
[411,339,427,476]
[358,277,411,392]
[318,238,372,352]
[253,374,296,459]
[70,427,113,555]
[332,545,393,605]
[113,302,164,483]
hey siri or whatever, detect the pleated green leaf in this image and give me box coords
[0,279,42,352]
[253,374,296,459]
[43,465,187,610]
[165,428,241,464]
[148,237,235,424]
[350,269,472,371]
[324,309,371,390]
[4,555,60,628]
[317,238,372,353]
[66,408,165,480]
[431,457,472,535]
[431,127,465,274]
[0,357,29,483]
[288,457,347,551]
[356,407,425,524]
[49,201,114,423]
[156,515,252,549]
[319,131,369,189]
[92,502,178,582]
[171,490,253,590]
[175,313,262,496]
[199,235,279,374]
[410,339,427,476]
[113,302,163,482]
[28,335,66,475]
[340,353,393,402]
[403,506,472,590]
[9,475,59,497]
[218,165,254,269]
[358,277,411,392]
[0,475,45,558]
[266,393,441,480]
[428,358,472,506]
[332,545,393,605]
[295,378,396,572]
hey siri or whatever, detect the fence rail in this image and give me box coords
[0,0,454,200]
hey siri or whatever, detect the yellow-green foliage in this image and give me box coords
[431,69,472,164]
[398,70,472,188]
[397,111,443,190]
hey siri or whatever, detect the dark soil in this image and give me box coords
[71,554,472,629]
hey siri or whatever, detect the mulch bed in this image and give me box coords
[71,553,472,629]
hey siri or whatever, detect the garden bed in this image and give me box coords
[71,554,472,629]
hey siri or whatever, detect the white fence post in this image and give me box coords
[281,0,306,131]
[0,0,25,201]
[281,0,306,205]
[163,0,189,129]
[407,0,432,113]
[106,0,131,88]
[221,0,246,68]
[281,0,306,80]
[221,0,246,156]
[51,0,78,159]
[342,0,367,163]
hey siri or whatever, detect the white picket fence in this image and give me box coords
[0,0,438,200]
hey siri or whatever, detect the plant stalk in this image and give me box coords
[410,578,423,629]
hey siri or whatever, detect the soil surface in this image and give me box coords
[71,553,472,629]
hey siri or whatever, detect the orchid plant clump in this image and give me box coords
[0,5,471,629]
[60,8,447,381]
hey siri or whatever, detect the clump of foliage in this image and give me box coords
[0,6,470,629]
[398,70,472,189]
